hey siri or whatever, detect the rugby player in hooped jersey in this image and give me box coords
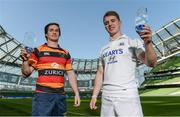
[90,11,157,116]
[21,23,80,116]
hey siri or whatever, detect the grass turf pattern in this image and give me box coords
[1,96,180,116]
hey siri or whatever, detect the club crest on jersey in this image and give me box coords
[51,62,60,68]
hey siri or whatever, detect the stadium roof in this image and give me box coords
[152,18,180,62]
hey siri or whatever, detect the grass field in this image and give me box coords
[140,87,180,96]
[1,96,180,116]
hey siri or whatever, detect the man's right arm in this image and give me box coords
[21,48,34,77]
[21,61,34,77]
[92,66,104,97]
[90,65,104,110]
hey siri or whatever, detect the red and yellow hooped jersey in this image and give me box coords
[29,43,72,93]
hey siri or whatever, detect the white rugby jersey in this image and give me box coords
[99,34,145,96]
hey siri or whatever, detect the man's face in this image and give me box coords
[104,15,121,36]
[46,25,60,42]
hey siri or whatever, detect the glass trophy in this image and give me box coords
[135,7,148,32]
[22,32,37,53]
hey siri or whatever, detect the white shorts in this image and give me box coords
[101,88,143,117]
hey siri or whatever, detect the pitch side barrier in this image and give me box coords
[144,84,180,89]
[142,68,180,89]
[144,68,180,79]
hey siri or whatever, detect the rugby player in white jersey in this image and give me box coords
[90,11,157,116]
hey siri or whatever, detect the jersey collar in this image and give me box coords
[109,34,127,42]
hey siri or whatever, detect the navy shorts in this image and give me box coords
[32,93,67,116]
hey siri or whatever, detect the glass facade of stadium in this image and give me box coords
[0,18,179,92]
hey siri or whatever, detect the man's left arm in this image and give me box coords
[67,70,80,107]
[137,25,157,67]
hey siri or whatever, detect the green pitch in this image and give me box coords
[1,96,180,116]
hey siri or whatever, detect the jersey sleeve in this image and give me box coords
[98,48,104,67]
[65,52,73,71]
[28,51,38,69]
[135,39,145,57]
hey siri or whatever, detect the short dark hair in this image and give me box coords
[103,11,120,24]
[44,22,61,39]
